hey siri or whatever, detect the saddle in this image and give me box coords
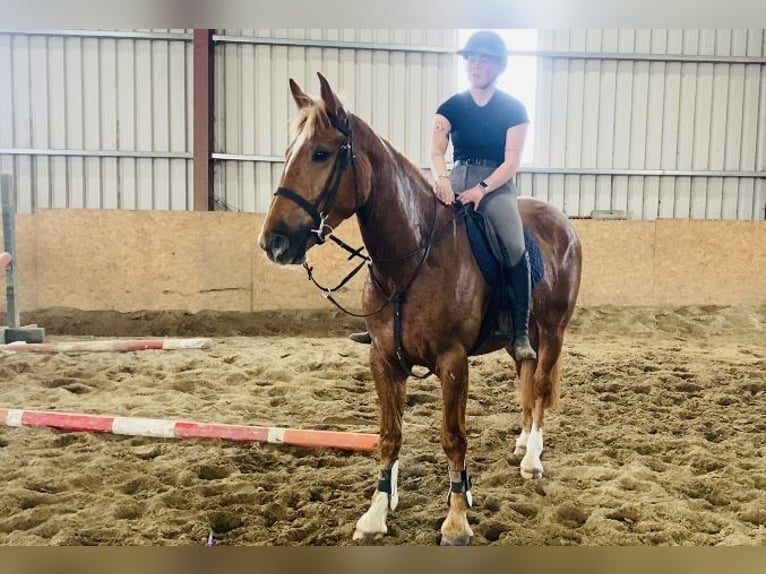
[457,204,544,354]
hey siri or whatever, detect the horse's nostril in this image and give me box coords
[265,233,289,257]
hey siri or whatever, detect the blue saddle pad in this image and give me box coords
[463,207,544,288]
[459,205,545,354]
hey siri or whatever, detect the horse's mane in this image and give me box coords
[291,99,435,198]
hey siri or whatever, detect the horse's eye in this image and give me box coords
[312,148,330,162]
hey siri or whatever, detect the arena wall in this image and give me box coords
[1,210,764,314]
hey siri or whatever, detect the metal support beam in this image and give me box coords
[518,167,766,179]
[193,29,215,211]
[0,148,191,160]
[211,35,765,65]
[212,34,455,54]
[511,49,765,65]
[0,29,192,42]
[211,154,766,180]
[1,175,19,329]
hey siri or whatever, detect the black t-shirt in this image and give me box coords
[436,90,529,164]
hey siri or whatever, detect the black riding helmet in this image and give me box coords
[457,30,508,72]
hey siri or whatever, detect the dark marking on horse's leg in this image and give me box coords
[353,348,407,541]
[437,351,474,546]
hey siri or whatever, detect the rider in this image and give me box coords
[350,30,536,362]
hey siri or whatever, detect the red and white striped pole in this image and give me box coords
[0,338,212,353]
[0,408,379,453]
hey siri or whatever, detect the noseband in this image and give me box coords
[273,114,356,243]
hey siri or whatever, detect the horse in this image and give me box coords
[258,73,582,545]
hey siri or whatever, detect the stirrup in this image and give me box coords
[349,331,372,344]
[512,335,536,361]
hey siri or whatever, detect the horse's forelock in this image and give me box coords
[289,102,332,143]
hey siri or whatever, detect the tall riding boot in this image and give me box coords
[506,251,537,361]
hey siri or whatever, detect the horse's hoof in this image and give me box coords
[352,529,386,541]
[513,445,526,456]
[439,535,472,546]
[520,467,543,480]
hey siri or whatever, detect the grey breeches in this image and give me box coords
[450,164,526,266]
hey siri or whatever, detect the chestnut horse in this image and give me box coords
[259,73,582,545]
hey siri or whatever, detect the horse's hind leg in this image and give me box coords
[514,371,534,457]
[353,348,407,541]
[517,327,563,480]
[513,319,538,457]
[437,349,473,546]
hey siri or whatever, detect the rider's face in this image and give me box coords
[464,53,501,90]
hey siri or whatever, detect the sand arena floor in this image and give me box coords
[0,305,764,545]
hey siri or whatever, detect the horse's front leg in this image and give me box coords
[438,349,473,546]
[353,347,407,541]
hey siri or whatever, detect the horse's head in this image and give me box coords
[259,73,363,265]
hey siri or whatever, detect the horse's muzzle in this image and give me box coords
[259,231,307,265]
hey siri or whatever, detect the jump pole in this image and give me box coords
[0,338,213,353]
[0,408,379,453]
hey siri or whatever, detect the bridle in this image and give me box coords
[273,114,356,244]
[271,111,385,317]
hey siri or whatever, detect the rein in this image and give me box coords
[277,112,467,379]
[307,198,467,381]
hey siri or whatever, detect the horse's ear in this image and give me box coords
[317,72,347,123]
[289,78,314,109]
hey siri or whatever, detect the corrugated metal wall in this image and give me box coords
[523,29,766,220]
[0,29,193,212]
[213,29,457,212]
[2,28,764,220]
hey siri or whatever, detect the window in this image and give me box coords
[457,29,538,165]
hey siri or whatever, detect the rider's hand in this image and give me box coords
[433,177,455,205]
[456,185,485,208]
